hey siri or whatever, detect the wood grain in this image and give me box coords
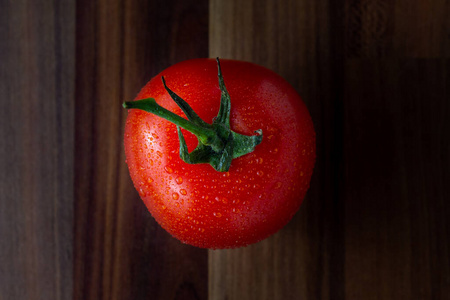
[1,0,449,299]
[209,0,450,299]
[345,0,450,58]
[344,59,450,299]
[209,0,345,299]
[74,1,208,300]
[0,0,75,300]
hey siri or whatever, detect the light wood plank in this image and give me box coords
[209,1,342,299]
[0,1,75,299]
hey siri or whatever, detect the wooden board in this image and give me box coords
[208,0,450,299]
[74,1,209,300]
[1,0,449,299]
[0,0,75,299]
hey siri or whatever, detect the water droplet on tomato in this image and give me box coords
[213,212,222,218]
[172,193,179,200]
[257,170,264,176]
[180,189,187,195]
[176,176,183,184]
[164,166,173,174]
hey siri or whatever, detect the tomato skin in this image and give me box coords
[124,59,315,249]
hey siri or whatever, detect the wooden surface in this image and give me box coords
[0,1,75,299]
[1,0,449,299]
[74,1,208,300]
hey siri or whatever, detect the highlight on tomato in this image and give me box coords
[123,58,315,249]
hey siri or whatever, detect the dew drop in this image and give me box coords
[213,212,222,218]
[176,176,183,184]
[164,166,173,174]
[180,189,187,195]
[172,193,179,200]
[257,170,264,176]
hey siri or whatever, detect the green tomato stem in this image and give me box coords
[123,58,263,172]
[123,99,220,146]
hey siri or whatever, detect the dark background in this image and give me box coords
[1,0,449,299]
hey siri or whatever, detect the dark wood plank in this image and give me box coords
[344,0,450,58]
[344,59,450,299]
[74,0,209,299]
[0,0,75,299]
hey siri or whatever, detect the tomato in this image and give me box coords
[124,58,315,249]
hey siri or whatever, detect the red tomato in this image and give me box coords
[124,58,315,249]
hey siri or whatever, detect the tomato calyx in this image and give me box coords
[123,58,263,172]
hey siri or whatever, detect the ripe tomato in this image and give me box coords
[124,58,315,249]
